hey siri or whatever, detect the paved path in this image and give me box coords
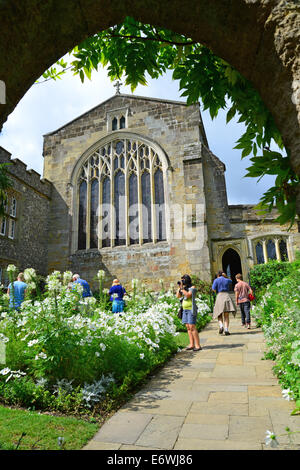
[84,317,299,450]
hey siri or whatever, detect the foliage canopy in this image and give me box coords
[36,17,299,227]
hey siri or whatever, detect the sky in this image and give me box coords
[0,66,276,205]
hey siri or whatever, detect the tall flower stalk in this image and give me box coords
[97,270,105,307]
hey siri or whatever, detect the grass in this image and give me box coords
[0,405,99,450]
[175,331,190,348]
[0,325,208,450]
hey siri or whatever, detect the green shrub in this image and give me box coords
[251,261,300,406]
[249,260,293,297]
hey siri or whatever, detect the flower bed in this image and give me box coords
[0,269,211,415]
[251,261,300,414]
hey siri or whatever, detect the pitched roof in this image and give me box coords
[44,93,195,136]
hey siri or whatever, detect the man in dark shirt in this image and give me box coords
[72,274,92,298]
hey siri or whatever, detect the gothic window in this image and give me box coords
[254,236,289,264]
[112,117,118,131]
[114,170,126,246]
[266,239,276,260]
[76,136,166,250]
[255,242,264,264]
[120,116,126,129]
[101,177,111,247]
[90,179,99,249]
[78,180,87,250]
[129,173,139,244]
[154,168,166,241]
[279,239,288,261]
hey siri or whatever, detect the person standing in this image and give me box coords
[212,271,236,335]
[109,279,126,313]
[176,274,201,351]
[234,273,253,329]
[7,272,27,310]
[72,274,92,298]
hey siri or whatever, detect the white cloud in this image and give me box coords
[0,67,276,203]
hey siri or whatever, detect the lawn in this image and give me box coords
[0,405,98,450]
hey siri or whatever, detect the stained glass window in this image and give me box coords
[114,171,126,246]
[90,179,99,249]
[279,239,288,261]
[154,169,166,241]
[102,177,111,247]
[78,180,87,250]
[255,242,264,264]
[129,173,139,244]
[77,136,166,249]
[267,239,276,260]
[142,171,152,243]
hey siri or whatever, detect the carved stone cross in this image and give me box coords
[114,80,122,95]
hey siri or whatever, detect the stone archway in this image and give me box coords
[0,1,299,205]
[222,248,243,290]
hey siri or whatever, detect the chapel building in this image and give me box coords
[0,93,299,290]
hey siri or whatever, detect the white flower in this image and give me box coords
[57,437,65,448]
[63,271,73,285]
[27,339,39,347]
[6,264,17,273]
[140,353,145,359]
[282,388,293,401]
[35,352,47,360]
[265,430,279,448]
[97,270,105,280]
[0,367,10,375]
[99,343,106,351]
[24,268,36,282]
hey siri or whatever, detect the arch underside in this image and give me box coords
[0,0,299,189]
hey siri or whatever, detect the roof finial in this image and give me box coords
[114,80,122,95]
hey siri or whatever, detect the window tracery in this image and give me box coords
[77,137,166,250]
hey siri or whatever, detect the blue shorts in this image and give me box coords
[182,309,197,325]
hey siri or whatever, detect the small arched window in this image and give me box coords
[112,117,118,131]
[120,116,126,129]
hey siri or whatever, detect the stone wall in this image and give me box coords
[0,147,52,281]
[43,94,212,288]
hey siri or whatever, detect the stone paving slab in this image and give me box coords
[228,416,273,442]
[174,438,262,450]
[91,411,153,444]
[120,398,193,416]
[135,415,185,449]
[84,317,299,451]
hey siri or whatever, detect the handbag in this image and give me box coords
[248,293,255,302]
[177,306,183,319]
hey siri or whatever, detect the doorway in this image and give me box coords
[222,248,242,290]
